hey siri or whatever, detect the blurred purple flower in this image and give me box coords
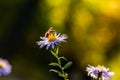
[86,65,114,80]
[0,58,12,76]
[36,27,67,50]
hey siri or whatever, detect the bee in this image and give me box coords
[45,27,56,38]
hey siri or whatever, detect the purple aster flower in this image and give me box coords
[36,27,68,50]
[0,58,12,76]
[86,65,114,80]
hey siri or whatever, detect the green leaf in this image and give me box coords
[63,61,72,69]
[49,63,61,67]
[64,73,68,79]
[60,57,68,61]
[50,50,55,54]
[56,47,59,55]
[50,50,58,58]
[49,69,63,77]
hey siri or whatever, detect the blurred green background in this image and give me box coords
[0,0,120,80]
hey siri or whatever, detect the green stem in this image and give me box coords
[50,47,68,80]
[58,57,67,80]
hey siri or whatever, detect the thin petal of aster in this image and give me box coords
[46,43,51,50]
[40,44,44,48]
[57,33,61,37]
[51,43,55,48]
[54,41,59,45]
[86,65,99,79]
[102,71,110,79]
[40,37,46,40]
[36,41,43,45]
[108,72,114,77]
[57,36,67,42]
[60,34,68,39]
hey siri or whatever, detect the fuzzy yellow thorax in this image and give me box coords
[47,33,56,42]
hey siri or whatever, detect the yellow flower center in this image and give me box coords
[0,63,3,68]
[97,65,105,69]
[47,33,56,42]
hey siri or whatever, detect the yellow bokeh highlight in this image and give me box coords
[81,50,105,66]
[73,8,93,29]
[72,7,94,42]
[46,0,66,7]
[90,26,115,49]
[46,0,70,27]
[100,0,120,18]
[48,7,67,25]
[109,52,120,80]
[83,0,120,19]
